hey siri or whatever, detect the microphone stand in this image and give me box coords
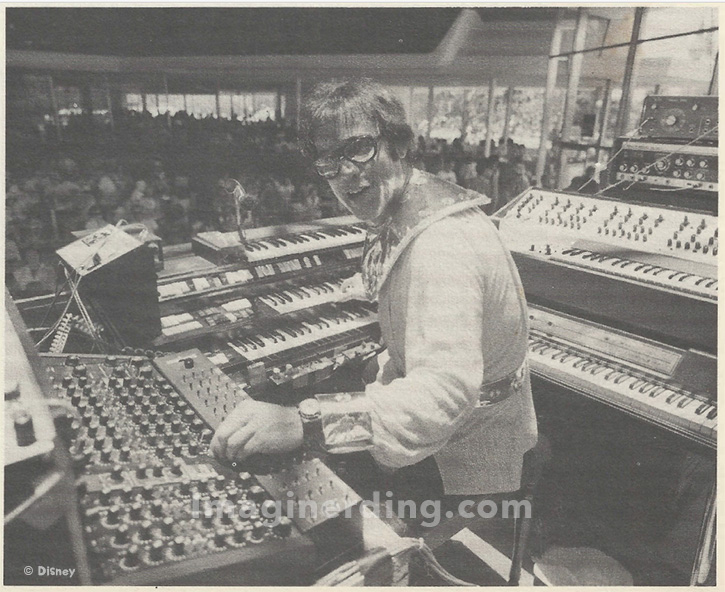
[223,178,251,245]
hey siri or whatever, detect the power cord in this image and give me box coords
[313,538,477,586]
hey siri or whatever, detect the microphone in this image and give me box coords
[223,179,251,245]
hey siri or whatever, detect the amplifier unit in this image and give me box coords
[57,225,161,347]
[639,96,717,141]
[612,139,717,192]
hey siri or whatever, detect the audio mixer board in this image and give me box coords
[40,351,362,585]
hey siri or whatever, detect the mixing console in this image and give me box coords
[41,353,318,584]
[153,349,249,429]
[527,305,717,448]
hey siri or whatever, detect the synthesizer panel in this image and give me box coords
[498,189,718,264]
[639,95,717,141]
[495,188,717,352]
[41,352,370,585]
[612,139,717,193]
[499,97,718,585]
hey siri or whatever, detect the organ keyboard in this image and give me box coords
[150,218,378,392]
[498,177,717,584]
[242,226,365,262]
[224,303,377,363]
[546,246,717,299]
[192,221,366,266]
[17,217,375,393]
[204,302,381,389]
[257,279,345,315]
[495,187,717,446]
[527,304,716,448]
[156,277,349,347]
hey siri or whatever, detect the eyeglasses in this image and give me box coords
[313,135,379,179]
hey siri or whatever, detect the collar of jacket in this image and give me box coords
[361,169,489,301]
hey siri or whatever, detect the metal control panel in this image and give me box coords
[613,140,717,192]
[640,95,717,141]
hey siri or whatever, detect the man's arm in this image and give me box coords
[212,216,493,465]
[315,218,487,467]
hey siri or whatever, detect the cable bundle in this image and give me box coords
[313,538,477,587]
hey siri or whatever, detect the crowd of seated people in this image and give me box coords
[413,135,533,214]
[6,110,535,300]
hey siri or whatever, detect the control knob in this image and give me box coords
[124,546,140,568]
[664,114,679,127]
[129,502,143,521]
[248,485,266,504]
[106,505,122,525]
[114,524,130,546]
[110,464,124,482]
[273,516,293,537]
[148,539,164,563]
[161,516,175,536]
[14,410,36,446]
[138,520,154,541]
[172,536,186,556]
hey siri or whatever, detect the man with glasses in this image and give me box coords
[211,78,537,512]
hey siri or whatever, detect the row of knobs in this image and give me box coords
[622,158,710,173]
[120,516,292,568]
[98,471,258,501]
[95,475,290,568]
[668,219,717,254]
[59,363,211,463]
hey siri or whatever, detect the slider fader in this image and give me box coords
[42,352,317,585]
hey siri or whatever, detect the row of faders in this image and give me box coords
[41,353,313,585]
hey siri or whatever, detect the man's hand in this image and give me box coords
[339,273,365,302]
[210,399,303,462]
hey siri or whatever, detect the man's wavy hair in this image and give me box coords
[299,78,414,161]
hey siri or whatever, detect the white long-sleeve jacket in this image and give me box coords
[318,170,538,495]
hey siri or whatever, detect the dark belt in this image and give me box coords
[477,360,527,407]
